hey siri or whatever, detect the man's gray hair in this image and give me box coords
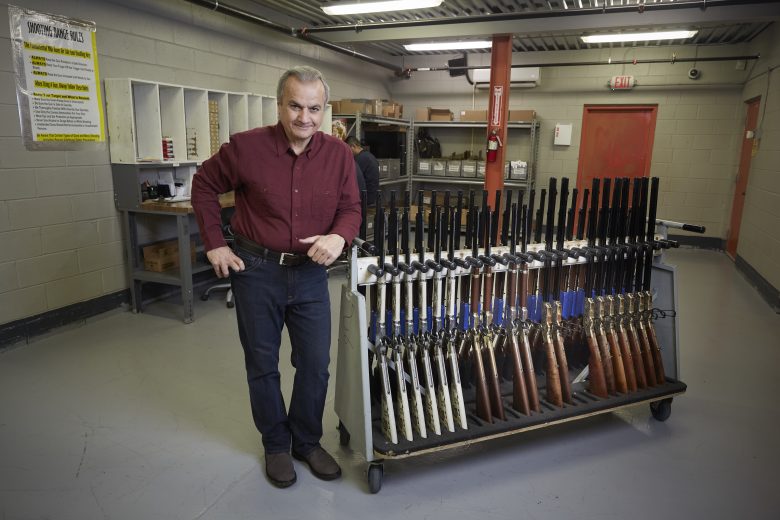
[277,66,330,104]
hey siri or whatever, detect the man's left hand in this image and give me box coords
[299,234,346,266]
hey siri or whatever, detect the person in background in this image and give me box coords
[346,136,379,205]
[191,66,361,489]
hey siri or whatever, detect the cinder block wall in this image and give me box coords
[0,0,394,327]
[739,25,780,293]
[392,44,753,241]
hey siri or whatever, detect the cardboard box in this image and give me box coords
[508,109,536,121]
[142,239,196,272]
[415,107,429,121]
[332,100,368,114]
[477,161,486,177]
[429,108,453,121]
[382,102,403,118]
[459,109,487,121]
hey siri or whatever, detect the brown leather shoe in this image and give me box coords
[292,446,342,481]
[265,452,296,488]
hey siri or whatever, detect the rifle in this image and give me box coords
[604,178,628,394]
[443,206,468,429]
[517,204,541,412]
[397,196,427,437]
[632,178,658,386]
[549,178,572,404]
[642,178,666,384]
[593,178,616,394]
[429,206,456,433]
[503,202,531,414]
[527,178,564,408]
[367,195,398,443]
[478,192,506,420]
[613,178,638,393]
[385,192,413,440]
[414,190,442,434]
[464,206,492,422]
[623,179,649,389]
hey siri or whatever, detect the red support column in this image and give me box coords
[485,34,512,210]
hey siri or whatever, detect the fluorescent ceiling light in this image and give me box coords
[321,0,443,16]
[581,30,698,43]
[404,41,493,51]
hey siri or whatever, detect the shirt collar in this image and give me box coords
[273,121,322,158]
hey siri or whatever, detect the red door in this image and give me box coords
[576,105,658,211]
[725,97,760,259]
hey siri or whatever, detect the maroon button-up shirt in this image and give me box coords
[191,122,361,254]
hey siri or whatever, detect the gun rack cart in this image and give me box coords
[334,237,686,494]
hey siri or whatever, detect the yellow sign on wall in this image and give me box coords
[8,5,105,150]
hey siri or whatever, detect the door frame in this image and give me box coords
[725,96,761,259]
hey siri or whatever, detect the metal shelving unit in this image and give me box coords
[412,119,540,198]
[334,112,414,194]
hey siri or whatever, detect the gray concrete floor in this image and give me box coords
[1,248,778,520]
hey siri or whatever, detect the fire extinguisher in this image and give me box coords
[486,130,502,163]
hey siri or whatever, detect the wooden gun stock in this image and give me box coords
[484,332,506,420]
[505,266,530,415]
[605,297,628,394]
[552,302,573,404]
[469,270,493,423]
[625,319,648,389]
[615,295,638,392]
[583,299,608,398]
[643,293,666,384]
[506,332,530,414]
[542,303,563,407]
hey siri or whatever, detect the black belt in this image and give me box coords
[234,235,310,267]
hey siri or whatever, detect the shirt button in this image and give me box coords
[294,189,298,193]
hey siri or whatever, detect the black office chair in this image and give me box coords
[200,224,235,308]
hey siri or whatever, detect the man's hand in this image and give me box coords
[206,246,245,278]
[299,234,346,266]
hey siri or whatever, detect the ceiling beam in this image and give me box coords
[312,4,780,43]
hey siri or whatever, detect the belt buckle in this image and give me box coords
[278,252,290,265]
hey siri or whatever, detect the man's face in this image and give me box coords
[349,143,360,156]
[278,76,326,146]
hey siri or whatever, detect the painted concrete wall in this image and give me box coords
[0,0,394,326]
[738,24,780,291]
[392,44,756,242]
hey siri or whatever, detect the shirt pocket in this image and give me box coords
[246,180,286,218]
[312,189,338,221]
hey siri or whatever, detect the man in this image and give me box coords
[346,136,379,205]
[191,66,361,488]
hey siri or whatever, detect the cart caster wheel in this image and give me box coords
[367,463,383,494]
[650,398,672,422]
[226,301,234,309]
[200,293,209,301]
[338,421,350,447]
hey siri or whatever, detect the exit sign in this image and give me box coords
[610,75,636,90]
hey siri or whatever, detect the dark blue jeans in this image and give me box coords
[230,246,331,455]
